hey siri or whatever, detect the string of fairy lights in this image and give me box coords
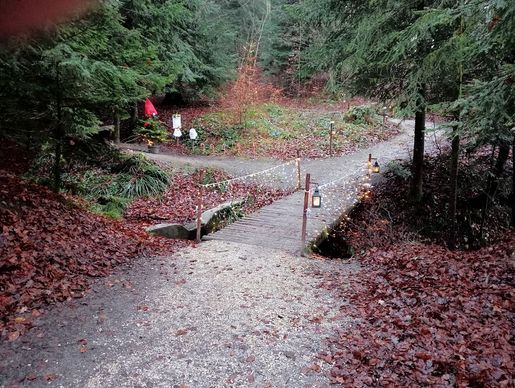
[302,160,378,249]
[201,159,299,191]
[195,159,300,218]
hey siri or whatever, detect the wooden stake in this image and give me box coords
[296,150,301,190]
[196,170,204,243]
[329,123,334,157]
[301,173,311,251]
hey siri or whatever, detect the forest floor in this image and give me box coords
[1,112,512,386]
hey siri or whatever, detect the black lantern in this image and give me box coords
[368,154,380,174]
[312,186,322,208]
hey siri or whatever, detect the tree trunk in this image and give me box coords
[253,0,271,67]
[449,0,464,245]
[52,65,64,193]
[448,133,460,248]
[495,142,510,174]
[512,133,515,227]
[409,86,426,202]
[485,141,510,200]
[114,109,121,144]
[480,142,511,237]
[129,102,138,131]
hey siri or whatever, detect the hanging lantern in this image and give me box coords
[368,154,380,173]
[312,186,322,208]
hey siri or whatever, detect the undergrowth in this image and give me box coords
[320,148,513,256]
[314,148,514,387]
[27,140,170,219]
[181,102,397,159]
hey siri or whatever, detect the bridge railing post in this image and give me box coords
[196,170,204,243]
[301,173,311,253]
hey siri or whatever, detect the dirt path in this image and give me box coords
[0,120,445,386]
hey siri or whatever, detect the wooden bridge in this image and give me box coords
[204,191,307,253]
[205,120,436,255]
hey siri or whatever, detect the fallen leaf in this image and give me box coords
[7,330,20,341]
[245,355,256,363]
[44,373,58,381]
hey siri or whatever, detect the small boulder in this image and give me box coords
[201,198,246,233]
[145,198,247,240]
[146,223,191,240]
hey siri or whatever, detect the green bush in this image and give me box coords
[90,196,130,219]
[344,105,379,125]
[27,140,170,218]
[264,103,284,118]
[136,117,168,144]
[190,113,242,151]
[386,160,412,180]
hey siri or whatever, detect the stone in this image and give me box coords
[99,125,114,133]
[145,198,247,240]
[146,223,191,240]
[201,198,247,233]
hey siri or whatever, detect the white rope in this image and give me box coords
[202,159,298,189]
[318,165,367,190]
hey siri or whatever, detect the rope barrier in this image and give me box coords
[317,165,367,190]
[201,159,298,189]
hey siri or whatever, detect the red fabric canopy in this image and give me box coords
[144,98,158,117]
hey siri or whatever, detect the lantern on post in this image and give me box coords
[368,154,380,174]
[381,106,388,128]
[329,120,335,157]
[312,185,322,208]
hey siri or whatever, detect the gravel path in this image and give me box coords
[120,143,279,177]
[0,241,356,387]
[0,120,445,387]
[122,119,445,185]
